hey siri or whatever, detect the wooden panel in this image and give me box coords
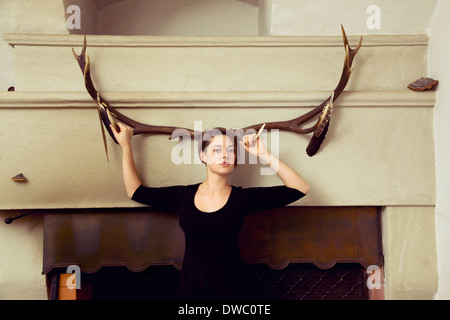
[43,209,185,273]
[43,206,382,274]
[240,206,383,269]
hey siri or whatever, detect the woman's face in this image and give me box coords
[201,134,236,175]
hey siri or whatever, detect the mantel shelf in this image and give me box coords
[4,33,429,48]
[0,90,436,109]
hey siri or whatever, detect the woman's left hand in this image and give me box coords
[240,132,310,194]
[239,133,268,158]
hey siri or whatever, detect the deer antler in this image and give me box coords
[242,25,362,155]
[72,36,195,138]
[72,36,196,161]
[72,25,362,159]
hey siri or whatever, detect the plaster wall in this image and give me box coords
[429,0,450,300]
[0,0,67,300]
[0,0,67,90]
[382,206,438,299]
[269,0,439,36]
[0,213,46,299]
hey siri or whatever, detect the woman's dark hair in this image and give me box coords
[198,127,238,165]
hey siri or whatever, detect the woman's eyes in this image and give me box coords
[212,147,234,154]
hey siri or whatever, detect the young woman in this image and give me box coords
[110,123,310,300]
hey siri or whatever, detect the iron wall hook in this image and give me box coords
[4,211,32,224]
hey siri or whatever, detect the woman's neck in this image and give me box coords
[201,172,230,195]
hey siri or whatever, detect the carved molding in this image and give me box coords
[0,90,436,109]
[4,33,428,48]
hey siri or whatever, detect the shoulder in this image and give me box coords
[132,183,198,199]
[232,185,305,213]
[131,183,200,210]
[232,184,295,193]
[233,184,306,201]
[169,183,202,197]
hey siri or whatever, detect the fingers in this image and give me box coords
[241,133,258,147]
[109,124,118,142]
[240,134,260,157]
[109,123,118,135]
[241,123,266,147]
[240,131,270,160]
[239,140,248,152]
[109,122,134,147]
[115,122,127,131]
[109,123,123,139]
[111,122,133,135]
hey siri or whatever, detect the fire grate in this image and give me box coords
[251,263,367,300]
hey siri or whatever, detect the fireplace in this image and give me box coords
[43,206,383,300]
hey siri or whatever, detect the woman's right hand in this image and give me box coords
[110,122,142,198]
[110,122,134,149]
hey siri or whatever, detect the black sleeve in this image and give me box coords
[131,185,186,212]
[241,185,306,214]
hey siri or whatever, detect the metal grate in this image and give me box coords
[251,264,367,300]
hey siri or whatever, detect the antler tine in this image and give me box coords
[242,25,362,156]
[72,34,87,72]
[72,36,195,145]
[73,36,141,132]
[332,24,362,99]
[342,24,363,68]
[305,26,361,156]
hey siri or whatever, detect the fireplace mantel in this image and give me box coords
[0,90,435,109]
[0,31,435,210]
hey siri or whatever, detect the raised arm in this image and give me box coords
[110,123,142,198]
[240,134,310,194]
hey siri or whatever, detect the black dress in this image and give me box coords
[132,183,305,300]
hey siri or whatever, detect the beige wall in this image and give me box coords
[269,0,438,36]
[0,0,67,300]
[382,206,438,299]
[0,0,67,90]
[0,0,441,300]
[429,0,450,300]
[0,213,46,300]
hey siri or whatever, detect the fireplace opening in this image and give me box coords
[48,263,371,300]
